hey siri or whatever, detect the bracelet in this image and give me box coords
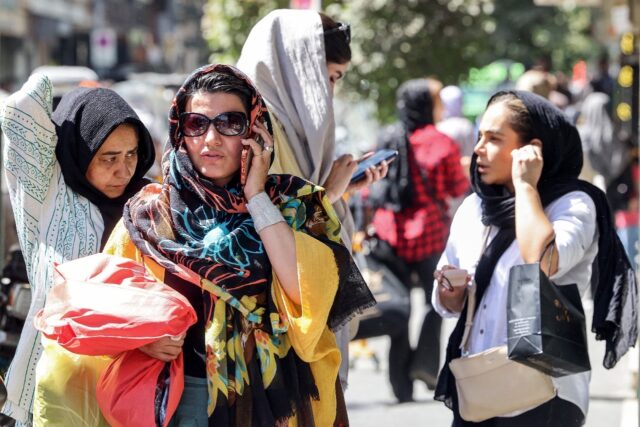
[246,192,285,232]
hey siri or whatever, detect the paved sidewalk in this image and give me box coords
[345,290,639,427]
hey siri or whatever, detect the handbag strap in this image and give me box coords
[539,239,556,274]
[459,226,492,354]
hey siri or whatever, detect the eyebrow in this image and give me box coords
[99,147,138,156]
[479,129,504,136]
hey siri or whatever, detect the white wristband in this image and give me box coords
[246,192,285,232]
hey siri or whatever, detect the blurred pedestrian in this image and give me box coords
[434,90,637,426]
[368,78,468,401]
[577,90,628,192]
[104,64,374,425]
[426,78,445,124]
[590,53,615,98]
[437,85,476,173]
[0,73,155,425]
[237,8,388,389]
[515,69,555,99]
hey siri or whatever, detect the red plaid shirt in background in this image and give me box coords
[372,125,469,263]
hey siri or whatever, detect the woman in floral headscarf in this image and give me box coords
[104,64,374,426]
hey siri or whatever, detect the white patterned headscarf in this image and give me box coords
[237,9,335,185]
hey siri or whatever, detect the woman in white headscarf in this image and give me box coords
[237,9,388,388]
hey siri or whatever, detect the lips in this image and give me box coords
[200,151,224,162]
[476,163,488,173]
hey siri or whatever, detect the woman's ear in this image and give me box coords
[529,138,543,149]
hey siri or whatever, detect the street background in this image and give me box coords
[0,0,638,425]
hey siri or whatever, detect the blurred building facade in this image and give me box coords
[0,0,209,90]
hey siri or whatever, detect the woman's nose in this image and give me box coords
[204,125,223,147]
[473,138,485,155]
[115,160,134,179]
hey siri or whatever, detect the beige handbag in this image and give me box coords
[448,228,556,422]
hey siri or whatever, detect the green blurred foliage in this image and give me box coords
[202,0,595,122]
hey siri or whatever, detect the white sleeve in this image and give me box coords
[431,196,470,319]
[432,249,462,318]
[1,74,58,263]
[546,191,597,278]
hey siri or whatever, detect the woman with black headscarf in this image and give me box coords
[432,91,637,426]
[0,74,155,425]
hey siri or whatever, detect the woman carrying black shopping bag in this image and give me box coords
[431,90,637,426]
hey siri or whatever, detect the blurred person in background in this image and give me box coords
[437,85,476,176]
[515,68,555,99]
[577,88,629,199]
[548,71,580,124]
[368,78,468,401]
[590,54,615,99]
[577,78,636,282]
[237,8,388,389]
[426,78,445,124]
[0,73,155,425]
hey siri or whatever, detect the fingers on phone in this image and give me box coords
[243,137,262,154]
[338,153,355,164]
[359,152,374,162]
[379,160,390,177]
[246,123,272,150]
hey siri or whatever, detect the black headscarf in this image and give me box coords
[436,90,638,411]
[369,79,434,211]
[52,87,155,248]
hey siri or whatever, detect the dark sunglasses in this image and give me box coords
[179,111,249,137]
[324,22,351,44]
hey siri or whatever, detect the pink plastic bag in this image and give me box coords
[34,253,197,427]
[97,349,185,427]
[34,253,197,355]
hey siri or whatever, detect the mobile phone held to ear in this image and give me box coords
[240,131,264,186]
[240,146,253,186]
[350,149,398,184]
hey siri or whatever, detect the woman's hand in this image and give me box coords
[322,154,357,204]
[346,152,391,193]
[138,335,185,362]
[512,139,556,265]
[243,120,274,201]
[511,140,543,189]
[435,265,468,313]
[322,152,391,204]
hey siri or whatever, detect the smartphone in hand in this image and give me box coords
[350,149,398,184]
[240,132,263,186]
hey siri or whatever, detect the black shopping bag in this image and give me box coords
[507,262,591,377]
